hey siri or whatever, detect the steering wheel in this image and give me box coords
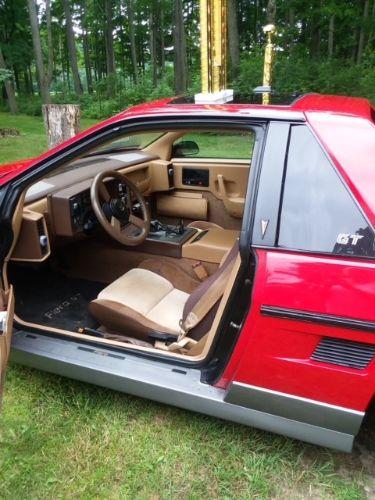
[91,170,150,246]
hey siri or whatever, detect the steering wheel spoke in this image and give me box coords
[98,182,111,202]
[110,216,121,230]
[129,214,146,230]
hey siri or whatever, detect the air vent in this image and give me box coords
[167,164,174,188]
[311,337,375,370]
[37,218,48,255]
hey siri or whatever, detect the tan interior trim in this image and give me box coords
[182,228,239,264]
[157,193,208,220]
[172,160,250,200]
[2,192,26,290]
[11,210,51,262]
[144,131,185,160]
[217,174,245,218]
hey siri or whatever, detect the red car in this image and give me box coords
[0,93,374,452]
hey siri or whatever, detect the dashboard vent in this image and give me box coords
[37,218,48,255]
[311,337,375,370]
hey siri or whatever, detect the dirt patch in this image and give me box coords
[0,127,20,137]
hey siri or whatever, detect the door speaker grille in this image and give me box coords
[311,337,375,370]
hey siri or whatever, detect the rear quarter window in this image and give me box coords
[278,125,375,258]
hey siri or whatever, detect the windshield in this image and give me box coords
[91,131,164,155]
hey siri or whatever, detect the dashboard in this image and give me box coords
[12,151,173,261]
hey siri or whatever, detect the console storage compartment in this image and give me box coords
[156,191,208,220]
[182,228,239,264]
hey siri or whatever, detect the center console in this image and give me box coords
[135,220,197,258]
[135,219,239,263]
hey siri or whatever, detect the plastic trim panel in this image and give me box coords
[11,330,358,452]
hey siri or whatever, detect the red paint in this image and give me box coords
[218,249,375,411]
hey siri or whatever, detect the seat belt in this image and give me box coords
[180,259,235,337]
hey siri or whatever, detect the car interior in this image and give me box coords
[4,127,255,360]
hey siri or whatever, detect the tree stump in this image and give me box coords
[42,104,80,149]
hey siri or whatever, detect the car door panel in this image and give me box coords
[219,250,375,411]
[160,160,249,227]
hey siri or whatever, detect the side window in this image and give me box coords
[172,130,254,159]
[278,125,375,257]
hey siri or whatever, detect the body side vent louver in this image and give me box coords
[311,337,375,370]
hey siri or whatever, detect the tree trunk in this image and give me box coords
[160,6,165,76]
[127,0,139,82]
[27,0,50,103]
[45,0,53,87]
[62,0,83,95]
[266,0,276,24]
[173,0,187,93]
[43,104,81,149]
[357,0,370,64]
[328,15,335,58]
[105,0,116,75]
[228,0,240,79]
[81,0,93,93]
[150,8,158,86]
[0,48,18,113]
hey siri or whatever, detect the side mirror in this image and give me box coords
[172,140,199,157]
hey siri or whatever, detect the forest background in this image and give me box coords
[1,0,374,120]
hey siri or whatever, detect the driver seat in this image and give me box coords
[89,241,239,344]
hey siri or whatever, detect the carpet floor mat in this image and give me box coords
[9,264,105,331]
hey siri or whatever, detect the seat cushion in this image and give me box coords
[97,268,174,317]
[90,268,189,339]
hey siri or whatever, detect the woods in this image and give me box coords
[0,0,374,119]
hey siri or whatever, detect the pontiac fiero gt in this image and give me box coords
[0,93,374,452]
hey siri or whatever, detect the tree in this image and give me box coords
[27,0,50,103]
[149,3,158,86]
[62,0,83,95]
[0,48,18,113]
[127,0,139,82]
[105,0,116,76]
[357,0,370,64]
[328,14,335,57]
[173,0,187,93]
[81,0,93,93]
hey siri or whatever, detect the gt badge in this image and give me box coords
[336,233,364,246]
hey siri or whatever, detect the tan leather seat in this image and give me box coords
[89,241,239,343]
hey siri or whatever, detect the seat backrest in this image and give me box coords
[182,240,239,341]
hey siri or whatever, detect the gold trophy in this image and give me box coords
[262,24,276,105]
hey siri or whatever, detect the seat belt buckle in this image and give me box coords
[192,261,208,281]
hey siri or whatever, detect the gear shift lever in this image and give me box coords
[176,218,185,234]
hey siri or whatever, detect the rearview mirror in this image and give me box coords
[172,140,199,157]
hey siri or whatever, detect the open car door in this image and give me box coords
[0,285,14,404]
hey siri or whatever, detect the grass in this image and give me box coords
[0,364,368,499]
[0,112,372,498]
[0,112,97,164]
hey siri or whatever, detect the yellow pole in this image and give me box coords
[262,24,276,105]
[199,0,227,94]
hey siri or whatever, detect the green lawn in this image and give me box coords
[0,112,97,164]
[0,112,372,498]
